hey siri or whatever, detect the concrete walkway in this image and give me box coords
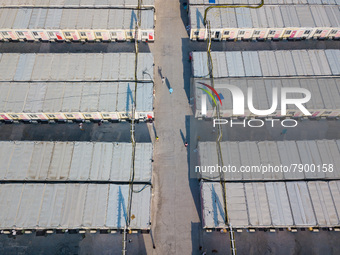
[146,0,201,254]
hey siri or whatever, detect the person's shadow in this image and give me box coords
[180,129,186,144]
[158,66,163,78]
[165,78,171,90]
[158,66,171,90]
[152,123,157,138]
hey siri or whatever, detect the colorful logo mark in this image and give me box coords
[198,82,222,106]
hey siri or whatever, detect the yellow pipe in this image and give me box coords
[203,0,264,26]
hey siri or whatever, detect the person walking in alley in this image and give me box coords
[169,87,173,94]
[79,122,84,130]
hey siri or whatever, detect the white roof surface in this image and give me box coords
[198,140,340,180]
[194,77,340,115]
[0,82,153,113]
[201,181,340,228]
[189,5,340,30]
[0,53,154,82]
[189,0,340,4]
[0,0,155,8]
[0,141,153,182]
[192,50,339,78]
[0,183,151,229]
[0,8,154,30]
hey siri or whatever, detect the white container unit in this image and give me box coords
[325,6,340,39]
[191,50,340,78]
[0,53,154,82]
[12,9,35,41]
[198,140,340,181]
[250,7,269,40]
[309,6,332,39]
[0,8,155,42]
[0,8,64,41]
[201,181,340,229]
[280,6,314,40]
[29,9,55,41]
[0,9,19,40]
[0,53,154,122]
[0,0,155,8]
[264,6,285,40]
[0,82,154,122]
[193,77,340,119]
[60,9,81,41]
[189,5,340,40]
[0,141,153,182]
[266,0,340,4]
[0,183,151,230]
[235,8,254,40]
[40,9,65,41]
[189,0,340,4]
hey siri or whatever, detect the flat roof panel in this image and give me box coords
[226,52,245,77]
[326,50,340,75]
[329,181,340,219]
[245,183,271,227]
[201,182,226,228]
[98,83,117,112]
[265,182,293,226]
[7,142,34,180]
[309,182,339,226]
[43,83,64,112]
[226,183,249,227]
[136,83,154,112]
[27,142,54,180]
[83,184,109,227]
[23,83,47,112]
[286,182,316,226]
[69,142,94,180]
[14,54,35,81]
[242,51,262,77]
[89,143,113,181]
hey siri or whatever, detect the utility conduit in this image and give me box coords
[204,2,264,254]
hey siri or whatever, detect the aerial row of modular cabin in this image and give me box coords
[191,50,340,119]
[188,4,340,40]
[0,53,154,122]
[0,0,155,42]
[0,1,156,234]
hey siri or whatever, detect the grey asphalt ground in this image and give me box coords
[0,122,151,142]
[146,0,200,253]
[190,118,340,143]
[0,41,152,53]
[188,118,340,179]
[201,230,340,255]
[1,0,340,254]
[0,232,149,255]
[0,37,339,53]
